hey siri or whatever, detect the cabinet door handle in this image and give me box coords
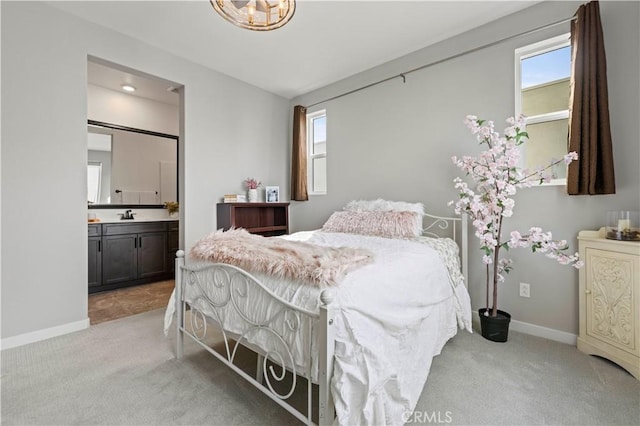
[585,289,592,294]
[98,240,101,252]
[134,237,137,249]
[139,236,142,247]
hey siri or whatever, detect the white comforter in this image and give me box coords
[164,231,472,426]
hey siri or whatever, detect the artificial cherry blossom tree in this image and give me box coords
[450,115,583,318]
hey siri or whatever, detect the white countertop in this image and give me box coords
[88,208,179,224]
[89,218,179,224]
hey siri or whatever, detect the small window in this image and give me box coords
[307,110,327,194]
[515,34,571,185]
[87,162,102,204]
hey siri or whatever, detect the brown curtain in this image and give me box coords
[567,1,615,195]
[291,105,308,201]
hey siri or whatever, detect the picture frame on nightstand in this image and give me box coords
[265,186,280,203]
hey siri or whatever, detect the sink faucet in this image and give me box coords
[120,209,135,220]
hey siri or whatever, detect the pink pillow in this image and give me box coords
[322,210,422,239]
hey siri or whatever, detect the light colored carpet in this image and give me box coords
[1,308,638,425]
[415,327,640,426]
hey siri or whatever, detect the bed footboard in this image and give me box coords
[174,250,336,425]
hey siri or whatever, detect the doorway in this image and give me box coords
[87,57,183,325]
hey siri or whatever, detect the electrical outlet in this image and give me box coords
[519,282,530,298]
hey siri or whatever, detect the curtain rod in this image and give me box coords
[305,15,577,109]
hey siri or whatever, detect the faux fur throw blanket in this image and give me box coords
[190,229,374,287]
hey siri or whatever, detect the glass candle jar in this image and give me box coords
[606,211,640,241]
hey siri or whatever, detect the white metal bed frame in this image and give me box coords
[173,213,467,425]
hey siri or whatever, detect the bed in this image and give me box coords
[164,200,472,425]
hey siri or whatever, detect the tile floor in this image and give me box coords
[88,280,175,325]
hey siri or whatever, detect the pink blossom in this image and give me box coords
[244,178,261,189]
[505,126,517,138]
[451,114,583,315]
[564,152,579,164]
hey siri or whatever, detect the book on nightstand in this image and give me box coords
[223,194,247,203]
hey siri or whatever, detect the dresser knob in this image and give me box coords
[585,289,592,294]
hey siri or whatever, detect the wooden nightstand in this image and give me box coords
[216,202,289,237]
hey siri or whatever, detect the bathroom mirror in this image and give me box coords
[87,120,178,209]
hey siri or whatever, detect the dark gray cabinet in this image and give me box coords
[89,221,178,293]
[88,224,102,288]
[102,234,138,285]
[167,221,179,274]
[138,232,168,278]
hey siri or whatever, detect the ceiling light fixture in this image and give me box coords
[121,84,136,92]
[210,0,295,31]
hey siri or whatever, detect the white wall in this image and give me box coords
[110,130,176,204]
[1,1,289,344]
[88,84,179,136]
[290,1,640,336]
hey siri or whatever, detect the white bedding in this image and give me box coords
[164,230,472,426]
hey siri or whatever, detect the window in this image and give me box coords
[515,34,571,185]
[307,110,327,194]
[87,162,102,204]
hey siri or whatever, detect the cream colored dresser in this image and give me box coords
[577,228,640,379]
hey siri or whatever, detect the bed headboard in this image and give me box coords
[422,213,468,286]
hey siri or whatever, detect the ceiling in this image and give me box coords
[87,60,180,105]
[52,1,539,101]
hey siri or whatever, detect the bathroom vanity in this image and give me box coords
[88,220,179,293]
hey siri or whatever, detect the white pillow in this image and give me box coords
[322,210,422,239]
[343,198,425,216]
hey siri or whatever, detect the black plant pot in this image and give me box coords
[479,308,511,342]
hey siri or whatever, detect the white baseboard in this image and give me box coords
[0,318,90,351]
[472,310,577,345]
[510,317,577,345]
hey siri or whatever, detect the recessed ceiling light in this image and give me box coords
[121,84,136,92]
